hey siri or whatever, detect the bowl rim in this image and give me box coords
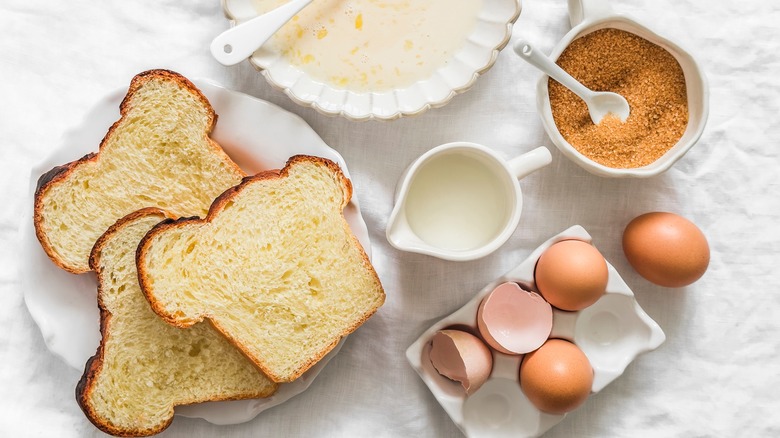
[535,14,710,178]
[222,0,523,121]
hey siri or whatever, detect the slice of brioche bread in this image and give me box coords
[77,208,277,437]
[34,69,246,274]
[137,156,385,382]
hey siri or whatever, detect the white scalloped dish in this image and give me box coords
[406,225,665,438]
[21,79,371,425]
[221,0,522,120]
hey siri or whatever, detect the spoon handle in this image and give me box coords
[211,0,313,66]
[513,39,593,101]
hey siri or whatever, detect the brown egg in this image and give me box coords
[519,339,593,414]
[622,212,709,287]
[534,240,608,311]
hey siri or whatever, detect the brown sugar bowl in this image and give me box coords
[530,0,708,177]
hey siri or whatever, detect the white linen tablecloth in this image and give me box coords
[2,1,779,436]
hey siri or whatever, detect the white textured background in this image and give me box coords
[2,0,779,437]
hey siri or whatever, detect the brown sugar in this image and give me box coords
[548,28,688,169]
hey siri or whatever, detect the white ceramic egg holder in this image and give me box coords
[406,225,665,438]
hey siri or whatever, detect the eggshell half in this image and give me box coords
[535,240,608,311]
[429,330,493,395]
[622,212,710,287]
[519,339,593,414]
[477,282,553,355]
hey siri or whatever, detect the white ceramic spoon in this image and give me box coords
[211,0,313,66]
[514,39,630,125]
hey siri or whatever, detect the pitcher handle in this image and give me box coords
[568,0,614,27]
[507,147,552,180]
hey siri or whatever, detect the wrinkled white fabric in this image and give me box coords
[2,0,779,437]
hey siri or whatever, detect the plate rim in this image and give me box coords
[20,76,372,425]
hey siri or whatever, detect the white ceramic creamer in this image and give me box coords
[386,143,551,261]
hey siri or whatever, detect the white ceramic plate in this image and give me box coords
[406,225,665,438]
[21,78,371,425]
[221,0,522,121]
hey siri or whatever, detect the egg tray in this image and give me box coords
[406,225,665,438]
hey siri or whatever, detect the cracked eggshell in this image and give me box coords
[406,225,666,438]
[429,330,493,395]
[477,282,552,355]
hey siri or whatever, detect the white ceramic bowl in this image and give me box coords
[221,0,522,121]
[406,225,665,437]
[534,0,709,177]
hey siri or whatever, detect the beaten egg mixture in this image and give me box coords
[252,0,482,91]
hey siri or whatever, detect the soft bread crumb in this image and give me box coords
[77,209,276,437]
[34,70,245,273]
[138,156,386,383]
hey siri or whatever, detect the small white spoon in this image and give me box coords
[514,39,630,125]
[211,0,313,66]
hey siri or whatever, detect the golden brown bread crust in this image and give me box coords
[76,327,175,437]
[136,155,381,382]
[33,69,242,274]
[33,153,98,274]
[77,208,174,437]
[77,208,276,437]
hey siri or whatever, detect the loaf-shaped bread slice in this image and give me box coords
[34,69,245,274]
[137,155,386,382]
[77,208,277,437]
